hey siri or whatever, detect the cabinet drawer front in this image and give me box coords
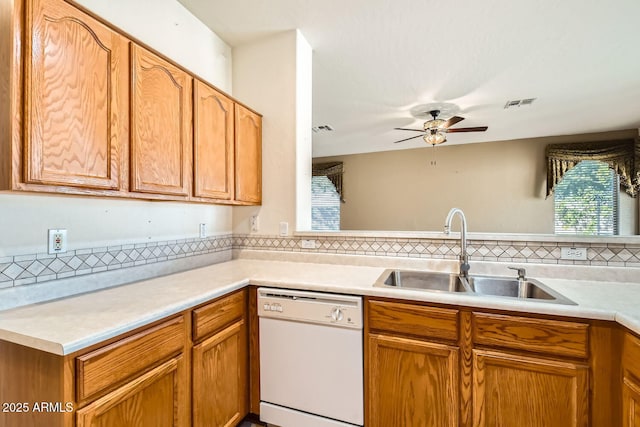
[367,299,458,341]
[473,312,589,359]
[193,289,246,342]
[76,316,184,402]
[76,355,183,427]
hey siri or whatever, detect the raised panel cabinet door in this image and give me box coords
[193,80,234,200]
[623,376,640,427]
[234,104,262,204]
[76,355,186,427]
[472,349,589,427]
[131,45,192,196]
[25,0,128,189]
[192,320,248,427]
[367,333,459,427]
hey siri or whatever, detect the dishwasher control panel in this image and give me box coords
[257,288,363,329]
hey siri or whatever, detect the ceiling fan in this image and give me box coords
[393,110,488,146]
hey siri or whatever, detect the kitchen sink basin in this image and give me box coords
[375,270,576,305]
[463,275,576,304]
[377,270,468,293]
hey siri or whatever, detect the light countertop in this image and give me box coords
[0,258,639,355]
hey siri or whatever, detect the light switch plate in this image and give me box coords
[279,222,289,236]
[250,215,259,232]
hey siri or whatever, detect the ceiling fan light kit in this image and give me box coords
[423,118,446,130]
[424,131,447,145]
[393,109,488,146]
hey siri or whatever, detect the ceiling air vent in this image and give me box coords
[312,125,334,133]
[504,98,536,109]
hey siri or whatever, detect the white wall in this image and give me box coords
[232,30,313,235]
[75,0,232,91]
[0,0,233,256]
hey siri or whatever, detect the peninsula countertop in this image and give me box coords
[0,258,638,355]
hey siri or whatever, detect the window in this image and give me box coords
[554,160,619,235]
[311,176,340,231]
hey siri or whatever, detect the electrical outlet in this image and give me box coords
[250,215,259,232]
[48,229,67,254]
[199,223,206,238]
[560,247,587,260]
[301,239,316,249]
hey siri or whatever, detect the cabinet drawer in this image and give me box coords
[367,299,458,341]
[193,289,246,342]
[76,316,184,402]
[623,331,640,380]
[473,312,588,359]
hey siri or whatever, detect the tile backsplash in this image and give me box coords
[0,234,233,289]
[1,232,638,290]
[233,234,640,268]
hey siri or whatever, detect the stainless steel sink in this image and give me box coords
[377,270,469,293]
[462,275,576,305]
[375,270,576,305]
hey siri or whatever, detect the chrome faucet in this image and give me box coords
[444,208,470,278]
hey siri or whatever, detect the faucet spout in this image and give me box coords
[444,208,470,277]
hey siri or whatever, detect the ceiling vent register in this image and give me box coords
[504,98,536,109]
[312,125,335,133]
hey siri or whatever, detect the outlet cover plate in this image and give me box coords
[301,239,316,249]
[48,229,67,255]
[560,247,587,260]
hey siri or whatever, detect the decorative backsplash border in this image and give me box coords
[232,234,640,268]
[0,234,233,289]
[1,232,638,290]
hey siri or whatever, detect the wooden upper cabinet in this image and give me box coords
[193,80,234,200]
[131,45,192,197]
[24,0,128,190]
[234,104,262,204]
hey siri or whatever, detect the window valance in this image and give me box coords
[312,162,344,201]
[546,139,639,198]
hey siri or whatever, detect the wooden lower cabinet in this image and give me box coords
[367,333,459,427]
[0,291,250,427]
[623,332,640,427]
[76,355,186,427]
[365,297,603,427]
[623,376,640,427]
[193,320,248,427]
[472,349,589,427]
[192,290,249,427]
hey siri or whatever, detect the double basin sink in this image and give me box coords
[376,269,576,305]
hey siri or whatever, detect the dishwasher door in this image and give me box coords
[258,289,363,427]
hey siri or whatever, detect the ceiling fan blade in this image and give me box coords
[445,126,488,133]
[442,116,464,128]
[393,134,425,143]
[394,127,424,132]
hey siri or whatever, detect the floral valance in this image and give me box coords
[312,162,344,201]
[546,138,639,198]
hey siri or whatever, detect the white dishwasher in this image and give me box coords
[258,287,363,427]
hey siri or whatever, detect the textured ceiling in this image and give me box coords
[178,0,640,157]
